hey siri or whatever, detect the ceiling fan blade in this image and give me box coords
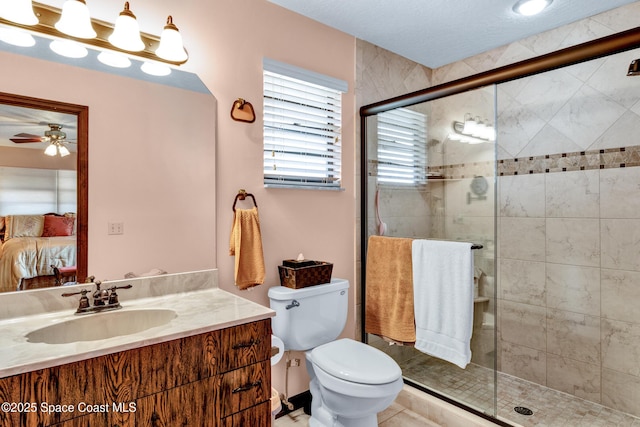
[10,138,43,143]
[13,132,42,138]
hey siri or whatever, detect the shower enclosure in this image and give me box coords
[360,28,640,426]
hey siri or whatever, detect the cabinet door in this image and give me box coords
[135,377,218,427]
[221,401,271,427]
[218,361,269,418]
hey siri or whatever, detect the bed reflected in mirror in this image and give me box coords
[0,93,88,292]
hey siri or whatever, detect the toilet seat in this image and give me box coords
[309,338,402,384]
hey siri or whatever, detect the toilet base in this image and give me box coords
[308,377,379,427]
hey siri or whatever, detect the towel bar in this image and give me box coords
[233,189,258,211]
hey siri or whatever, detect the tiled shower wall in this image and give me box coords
[495,47,640,417]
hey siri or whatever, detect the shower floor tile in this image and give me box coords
[396,353,640,427]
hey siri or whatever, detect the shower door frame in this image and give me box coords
[359,26,640,425]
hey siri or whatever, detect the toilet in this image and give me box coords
[268,279,403,427]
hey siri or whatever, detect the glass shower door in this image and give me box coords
[363,84,498,417]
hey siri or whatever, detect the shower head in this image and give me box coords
[627,59,640,76]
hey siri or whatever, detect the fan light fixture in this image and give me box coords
[44,141,71,157]
[513,0,553,16]
[449,114,496,144]
[0,0,188,76]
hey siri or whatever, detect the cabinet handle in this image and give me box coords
[232,380,262,394]
[232,338,260,350]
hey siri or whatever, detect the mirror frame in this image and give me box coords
[0,91,88,285]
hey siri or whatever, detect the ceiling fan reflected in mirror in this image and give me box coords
[10,123,75,157]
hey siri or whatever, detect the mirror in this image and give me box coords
[0,36,217,294]
[0,93,88,292]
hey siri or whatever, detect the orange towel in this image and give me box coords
[365,235,416,343]
[229,207,265,290]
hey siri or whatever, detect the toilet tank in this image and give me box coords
[268,279,349,351]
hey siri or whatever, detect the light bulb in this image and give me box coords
[513,0,552,16]
[55,0,97,39]
[44,144,58,156]
[156,16,188,62]
[108,2,145,52]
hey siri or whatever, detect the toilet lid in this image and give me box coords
[311,339,402,385]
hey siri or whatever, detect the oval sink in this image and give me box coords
[26,309,177,344]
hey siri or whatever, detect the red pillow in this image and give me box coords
[42,215,75,237]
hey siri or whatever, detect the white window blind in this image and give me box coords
[263,59,346,189]
[0,167,77,215]
[377,108,428,185]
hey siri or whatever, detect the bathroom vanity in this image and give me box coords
[0,270,275,427]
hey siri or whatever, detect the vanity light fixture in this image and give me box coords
[0,0,188,76]
[512,0,553,16]
[449,114,495,144]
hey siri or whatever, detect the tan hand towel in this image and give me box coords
[229,207,265,290]
[365,235,416,343]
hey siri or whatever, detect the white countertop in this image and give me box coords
[0,270,275,378]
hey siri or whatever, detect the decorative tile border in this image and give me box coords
[368,146,640,180]
[498,146,640,176]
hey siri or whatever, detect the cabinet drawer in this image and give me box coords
[218,361,270,418]
[221,401,271,427]
[218,319,271,373]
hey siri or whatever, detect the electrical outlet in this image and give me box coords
[108,222,124,235]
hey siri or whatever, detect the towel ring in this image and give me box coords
[233,189,258,211]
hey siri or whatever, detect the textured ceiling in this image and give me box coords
[268,0,638,68]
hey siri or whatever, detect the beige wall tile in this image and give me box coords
[500,258,546,306]
[546,218,600,267]
[602,318,640,377]
[546,353,601,402]
[546,264,600,316]
[601,219,640,271]
[500,217,546,262]
[500,300,546,350]
[602,269,640,324]
[547,309,601,365]
[545,170,600,218]
[602,368,640,418]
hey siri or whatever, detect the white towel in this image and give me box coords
[412,240,474,369]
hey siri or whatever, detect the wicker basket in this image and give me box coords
[278,261,333,289]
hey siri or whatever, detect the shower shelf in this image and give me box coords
[474,297,490,303]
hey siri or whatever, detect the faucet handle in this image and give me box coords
[62,289,91,311]
[107,284,133,305]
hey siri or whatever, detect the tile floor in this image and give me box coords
[400,353,640,427]
[274,402,440,427]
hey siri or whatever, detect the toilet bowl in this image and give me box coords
[306,338,404,427]
[269,279,403,427]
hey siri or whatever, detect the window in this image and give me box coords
[0,167,77,215]
[377,108,428,185]
[263,58,347,189]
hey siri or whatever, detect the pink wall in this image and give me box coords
[4,0,357,397]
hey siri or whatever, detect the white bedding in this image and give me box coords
[0,236,76,293]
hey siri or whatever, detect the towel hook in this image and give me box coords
[233,189,258,211]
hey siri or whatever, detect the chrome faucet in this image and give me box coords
[62,281,133,315]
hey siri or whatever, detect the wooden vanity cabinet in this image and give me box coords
[0,319,272,427]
